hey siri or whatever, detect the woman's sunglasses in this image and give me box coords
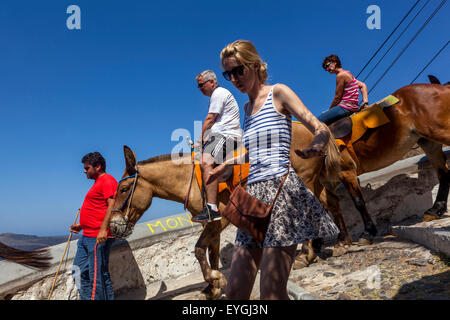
[222,64,246,81]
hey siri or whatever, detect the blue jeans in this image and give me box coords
[72,235,115,300]
[317,106,354,125]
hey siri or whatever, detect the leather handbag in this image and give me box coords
[222,168,289,243]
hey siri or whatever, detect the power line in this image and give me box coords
[368,0,447,95]
[410,40,449,84]
[362,0,431,82]
[356,0,421,78]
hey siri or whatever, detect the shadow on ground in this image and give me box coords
[393,270,450,300]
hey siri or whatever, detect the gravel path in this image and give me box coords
[290,235,450,300]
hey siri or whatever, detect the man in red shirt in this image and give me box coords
[70,152,118,300]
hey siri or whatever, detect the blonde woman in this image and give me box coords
[206,40,339,300]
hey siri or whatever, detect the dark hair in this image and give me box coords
[82,152,106,171]
[322,54,342,70]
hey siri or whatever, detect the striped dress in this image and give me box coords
[243,85,291,184]
[236,84,339,248]
[338,71,360,112]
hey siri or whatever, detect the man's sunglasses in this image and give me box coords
[222,64,246,81]
[197,80,210,88]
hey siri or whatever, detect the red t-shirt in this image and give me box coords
[80,173,118,237]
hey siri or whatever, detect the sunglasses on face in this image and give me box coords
[325,62,332,70]
[222,64,246,81]
[197,80,210,88]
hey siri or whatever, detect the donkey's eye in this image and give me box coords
[120,187,129,193]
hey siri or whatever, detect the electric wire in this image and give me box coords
[362,0,431,82]
[356,0,421,78]
[410,40,449,84]
[368,0,447,95]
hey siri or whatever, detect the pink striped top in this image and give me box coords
[338,71,360,111]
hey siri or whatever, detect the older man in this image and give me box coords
[192,70,241,223]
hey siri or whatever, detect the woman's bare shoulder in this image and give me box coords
[272,83,294,98]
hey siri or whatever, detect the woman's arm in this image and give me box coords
[205,150,249,185]
[329,73,346,109]
[274,84,330,158]
[357,80,369,106]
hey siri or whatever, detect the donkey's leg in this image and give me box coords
[320,188,353,246]
[339,169,378,245]
[205,222,227,297]
[194,221,227,299]
[293,240,315,269]
[418,138,449,221]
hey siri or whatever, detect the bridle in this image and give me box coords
[111,166,140,237]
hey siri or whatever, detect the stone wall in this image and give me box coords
[335,151,449,239]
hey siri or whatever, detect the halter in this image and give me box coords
[111,166,139,237]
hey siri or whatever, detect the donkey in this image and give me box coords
[334,83,450,225]
[109,122,345,299]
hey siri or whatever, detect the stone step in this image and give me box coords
[391,213,450,258]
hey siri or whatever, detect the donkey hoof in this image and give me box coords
[358,231,373,246]
[332,246,348,257]
[337,238,353,247]
[293,254,311,270]
[210,270,227,289]
[201,284,222,300]
[424,202,447,221]
[423,212,442,222]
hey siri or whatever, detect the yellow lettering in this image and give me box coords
[166,218,178,229]
[177,213,194,227]
[147,220,167,233]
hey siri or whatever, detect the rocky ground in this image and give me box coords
[141,232,449,301]
[290,235,450,300]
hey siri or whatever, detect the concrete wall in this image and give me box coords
[0,148,448,300]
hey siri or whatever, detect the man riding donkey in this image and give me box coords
[192,70,242,223]
[318,54,369,125]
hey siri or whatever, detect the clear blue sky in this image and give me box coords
[0,0,448,236]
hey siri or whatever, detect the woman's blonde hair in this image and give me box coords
[220,40,268,83]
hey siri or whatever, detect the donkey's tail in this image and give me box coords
[0,241,52,271]
[323,132,342,182]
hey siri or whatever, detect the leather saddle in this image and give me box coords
[328,117,353,140]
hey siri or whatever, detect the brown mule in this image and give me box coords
[109,122,343,299]
[296,82,450,269]
[324,83,450,245]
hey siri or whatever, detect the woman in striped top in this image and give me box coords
[206,40,339,300]
[318,54,369,125]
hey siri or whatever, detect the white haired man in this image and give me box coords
[192,70,241,223]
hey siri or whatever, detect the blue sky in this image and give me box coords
[0,0,448,236]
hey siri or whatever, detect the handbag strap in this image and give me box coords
[269,164,290,208]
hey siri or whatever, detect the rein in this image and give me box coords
[111,166,140,237]
[184,144,195,210]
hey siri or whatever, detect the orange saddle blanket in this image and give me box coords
[334,95,399,173]
[192,149,249,193]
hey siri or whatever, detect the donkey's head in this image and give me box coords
[109,146,153,239]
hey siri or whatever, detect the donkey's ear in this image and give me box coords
[428,75,441,84]
[123,145,137,176]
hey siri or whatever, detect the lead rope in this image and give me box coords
[184,142,195,210]
[91,243,98,300]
